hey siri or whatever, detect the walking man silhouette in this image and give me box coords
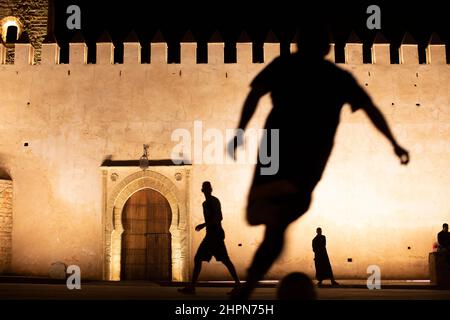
[178,181,240,295]
[228,26,409,299]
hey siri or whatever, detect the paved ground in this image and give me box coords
[1,280,449,300]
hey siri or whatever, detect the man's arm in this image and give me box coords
[227,86,267,158]
[195,223,206,231]
[196,219,220,231]
[362,103,410,165]
[437,232,442,245]
[195,203,207,231]
[238,86,267,130]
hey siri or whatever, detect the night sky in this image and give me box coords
[52,1,449,64]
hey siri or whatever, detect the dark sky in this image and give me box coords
[53,0,449,63]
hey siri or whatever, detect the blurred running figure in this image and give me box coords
[228,26,409,299]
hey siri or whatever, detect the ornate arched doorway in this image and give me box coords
[121,189,172,280]
[102,168,190,282]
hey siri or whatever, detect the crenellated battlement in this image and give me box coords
[1,30,447,66]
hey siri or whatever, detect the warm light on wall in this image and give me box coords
[0,16,23,43]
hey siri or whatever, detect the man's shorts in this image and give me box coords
[247,179,313,226]
[195,235,230,262]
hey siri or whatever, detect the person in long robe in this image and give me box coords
[312,227,338,285]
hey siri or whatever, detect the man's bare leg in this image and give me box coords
[179,258,203,294]
[222,258,241,294]
[231,223,288,299]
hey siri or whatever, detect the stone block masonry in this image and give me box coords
[0,0,48,63]
[0,179,13,274]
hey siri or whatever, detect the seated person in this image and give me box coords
[438,223,450,252]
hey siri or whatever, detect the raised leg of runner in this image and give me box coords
[232,223,288,299]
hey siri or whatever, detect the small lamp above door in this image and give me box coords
[139,144,149,170]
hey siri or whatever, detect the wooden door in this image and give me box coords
[121,189,172,281]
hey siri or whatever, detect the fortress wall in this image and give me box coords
[0,0,48,62]
[0,37,448,280]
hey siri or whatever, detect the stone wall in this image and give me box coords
[0,0,48,62]
[0,38,449,280]
[0,179,13,274]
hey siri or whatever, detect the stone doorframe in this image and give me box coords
[101,167,190,282]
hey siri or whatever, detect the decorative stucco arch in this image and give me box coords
[103,169,190,281]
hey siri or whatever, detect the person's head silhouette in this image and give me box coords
[296,27,330,58]
[316,227,322,235]
[443,223,449,232]
[201,181,212,196]
[277,272,317,300]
